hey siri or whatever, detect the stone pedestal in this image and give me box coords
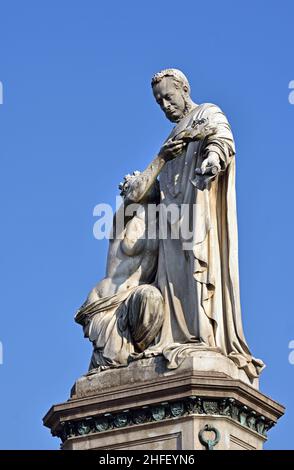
[43,353,284,450]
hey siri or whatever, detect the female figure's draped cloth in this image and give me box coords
[147,103,264,380]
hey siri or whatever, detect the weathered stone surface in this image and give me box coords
[71,351,259,398]
[44,70,285,450]
[43,355,284,450]
[61,416,266,451]
[75,68,265,381]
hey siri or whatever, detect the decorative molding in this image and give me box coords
[57,396,274,443]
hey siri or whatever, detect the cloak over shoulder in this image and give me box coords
[147,103,264,380]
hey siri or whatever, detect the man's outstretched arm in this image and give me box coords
[124,138,186,204]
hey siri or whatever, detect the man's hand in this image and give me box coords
[195,151,221,175]
[159,138,186,161]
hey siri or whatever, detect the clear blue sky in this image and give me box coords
[0,0,293,450]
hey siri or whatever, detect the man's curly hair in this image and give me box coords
[151,68,191,94]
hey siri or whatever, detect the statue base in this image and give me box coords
[43,352,284,450]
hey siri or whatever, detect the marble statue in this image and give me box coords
[146,69,264,380]
[76,68,264,381]
[75,172,164,370]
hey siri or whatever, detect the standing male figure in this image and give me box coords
[149,69,264,380]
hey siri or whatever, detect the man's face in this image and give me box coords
[152,76,187,123]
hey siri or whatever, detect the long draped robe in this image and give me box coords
[147,103,264,380]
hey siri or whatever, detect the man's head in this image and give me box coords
[151,69,193,123]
